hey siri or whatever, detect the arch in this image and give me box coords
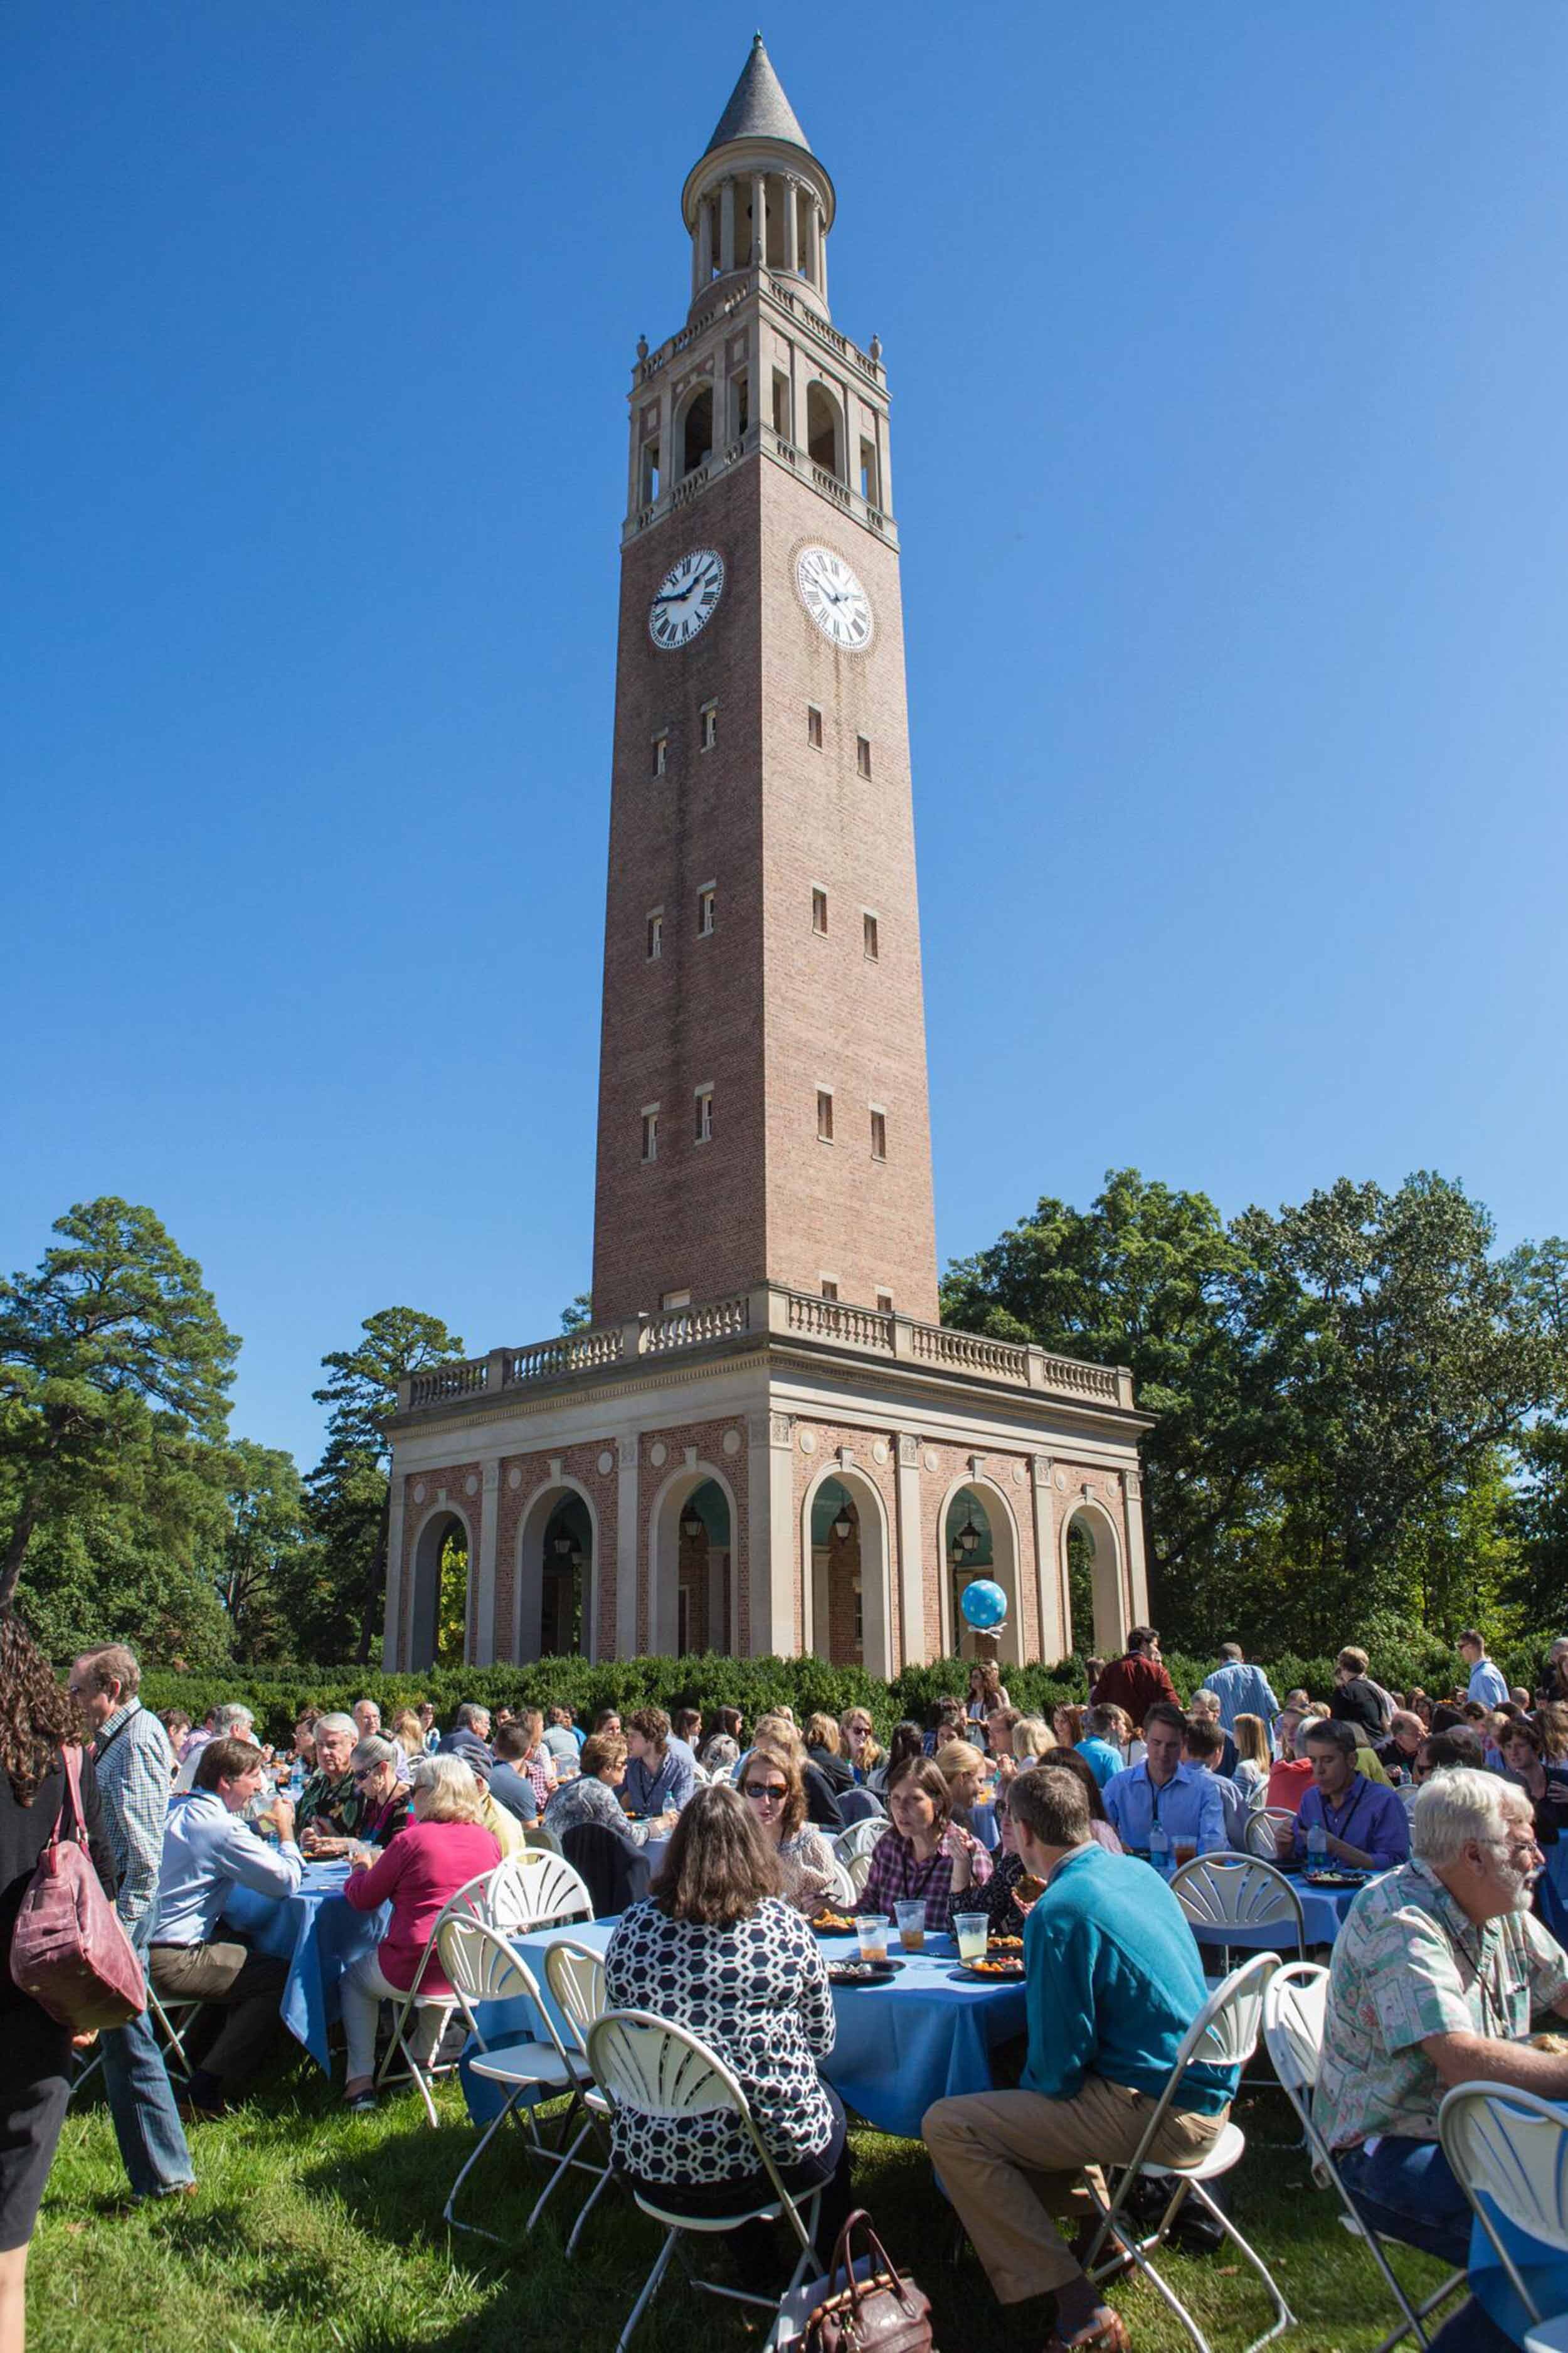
[800,1462,893,1680]
[406,1499,475,1672]
[513,1477,600,1664]
[679,383,714,479]
[805,381,844,480]
[1060,1499,1127,1660]
[648,1462,739,1657]
[938,1477,1024,1668]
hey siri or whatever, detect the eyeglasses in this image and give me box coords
[744,1783,788,1802]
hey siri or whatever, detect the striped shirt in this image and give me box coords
[93,1700,175,1937]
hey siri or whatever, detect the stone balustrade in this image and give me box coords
[624,420,897,551]
[396,1284,1130,1415]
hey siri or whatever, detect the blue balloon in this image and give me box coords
[960,1578,1008,1630]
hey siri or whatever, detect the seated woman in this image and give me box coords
[1231,1712,1272,1808]
[605,1782,851,2278]
[867,1720,922,1797]
[838,1707,882,1788]
[699,1706,744,1773]
[855,1756,992,1932]
[305,1734,410,1858]
[339,1755,501,2110]
[389,1709,426,1765]
[803,1713,855,1797]
[740,1745,838,1911]
[545,1731,669,1851]
[933,1737,991,1832]
[1266,1709,1327,1813]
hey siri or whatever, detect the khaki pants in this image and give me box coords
[923,2078,1227,2303]
[149,1940,289,2093]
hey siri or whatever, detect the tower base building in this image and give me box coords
[383,42,1151,1674]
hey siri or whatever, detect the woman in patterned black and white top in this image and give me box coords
[603,1781,851,2275]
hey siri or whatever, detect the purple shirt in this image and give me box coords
[1293,1773,1410,1872]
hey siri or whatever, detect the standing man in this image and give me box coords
[1328,1647,1391,1740]
[438,1702,494,1774]
[1291,1719,1410,1872]
[70,1644,196,2203]
[1458,1630,1508,1712]
[1091,1627,1180,1731]
[1199,1644,1280,1736]
[1102,1702,1225,1856]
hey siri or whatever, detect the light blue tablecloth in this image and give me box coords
[221,1862,388,2071]
[1177,1872,1364,1953]
[1469,2186,1568,2347]
[461,1918,1027,2138]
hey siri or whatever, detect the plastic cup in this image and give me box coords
[1173,1837,1197,1871]
[856,1914,889,1963]
[894,1900,926,1953]
[953,1911,988,1965]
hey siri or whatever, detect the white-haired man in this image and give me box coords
[173,1702,258,1793]
[1316,1769,1568,2353]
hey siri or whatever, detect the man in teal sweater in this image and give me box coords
[923,1766,1236,2351]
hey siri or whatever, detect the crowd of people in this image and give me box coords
[4,1613,1568,2352]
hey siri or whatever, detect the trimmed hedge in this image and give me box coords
[137,1629,1558,1748]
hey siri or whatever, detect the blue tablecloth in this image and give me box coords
[1469,2195,1568,2347]
[221,1862,388,2071]
[461,1919,1027,2139]
[1177,1873,1364,1953]
[1537,1842,1568,1947]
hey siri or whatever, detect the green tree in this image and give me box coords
[215,1440,315,1660]
[561,1293,593,1333]
[307,1308,465,1664]
[0,1199,238,1615]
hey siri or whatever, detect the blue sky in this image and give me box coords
[8,3,1567,1472]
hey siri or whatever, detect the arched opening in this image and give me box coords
[408,1506,473,1672]
[514,1481,598,1664]
[803,1467,892,1677]
[806,382,843,480]
[649,1465,737,1657]
[1061,1503,1126,1660]
[681,385,713,479]
[942,1483,1022,1667]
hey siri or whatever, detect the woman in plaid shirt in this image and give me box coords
[855,1756,992,1931]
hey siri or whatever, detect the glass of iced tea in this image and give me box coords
[856,1914,890,1964]
[1172,1837,1198,1871]
[894,1900,925,1953]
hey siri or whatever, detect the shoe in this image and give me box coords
[176,2096,225,2125]
[1044,2306,1130,2352]
[345,2089,378,2114]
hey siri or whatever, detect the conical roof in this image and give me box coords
[704,33,812,157]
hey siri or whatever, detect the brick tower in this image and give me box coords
[592,35,937,1327]
[383,40,1152,1677]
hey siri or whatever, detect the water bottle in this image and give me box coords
[1148,1820,1170,1874]
[289,1758,305,1799]
[1306,1820,1327,1865]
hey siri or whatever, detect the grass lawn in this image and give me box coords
[28,2069,1460,2353]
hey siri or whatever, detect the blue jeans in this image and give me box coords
[1337,2138,1514,2353]
[102,1931,194,2199]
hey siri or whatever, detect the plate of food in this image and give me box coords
[808,1908,859,1936]
[826,1958,905,1986]
[1304,1869,1370,1888]
[957,1953,1026,1982]
[987,1934,1024,1954]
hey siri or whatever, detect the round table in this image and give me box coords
[221,1861,388,2070]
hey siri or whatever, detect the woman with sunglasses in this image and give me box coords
[300,1736,409,1859]
[739,1746,837,1912]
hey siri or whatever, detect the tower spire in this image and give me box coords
[703,31,813,159]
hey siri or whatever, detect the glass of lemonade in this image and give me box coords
[894,1900,925,1953]
[856,1914,890,1963]
[953,1911,988,1965]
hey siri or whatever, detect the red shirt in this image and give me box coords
[1091,1654,1180,1730]
[344,1817,500,1992]
[1266,1758,1313,1815]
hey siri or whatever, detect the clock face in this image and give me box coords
[649,547,724,649]
[796,545,874,651]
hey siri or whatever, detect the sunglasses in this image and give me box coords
[744,1783,789,1802]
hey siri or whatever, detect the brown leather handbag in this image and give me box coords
[802,2210,933,2353]
[9,1745,146,2031]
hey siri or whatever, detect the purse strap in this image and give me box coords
[53,1744,88,1851]
[823,2209,923,2322]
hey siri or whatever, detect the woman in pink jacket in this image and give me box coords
[339,1754,499,2110]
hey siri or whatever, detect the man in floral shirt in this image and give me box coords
[1318,1769,1568,2353]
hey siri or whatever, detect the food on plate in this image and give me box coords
[1530,2031,1568,2055]
[987,1935,1024,1953]
[810,1908,858,1935]
[965,1954,1025,1977]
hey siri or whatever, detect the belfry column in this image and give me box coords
[751,171,767,263]
[816,201,828,302]
[719,178,736,273]
[697,195,713,287]
[783,178,800,274]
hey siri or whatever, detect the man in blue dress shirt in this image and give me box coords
[1292,1718,1410,1871]
[1103,1703,1226,1856]
[1199,1643,1281,1735]
[923,1763,1236,2349]
[1459,1629,1508,1711]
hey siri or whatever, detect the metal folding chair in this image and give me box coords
[1440,2081,1568,2349]
[1262,1962,1465,2352]
[1079,1952,1293,2353]
[1171,1853,1306,1965]
[1244,1808,1297,1861]
[588,2008,826,2353]
[485,1848,593,1933]
[831,1818,887,1869]
[373,1867,495,2125]
[543,1938,616,2255]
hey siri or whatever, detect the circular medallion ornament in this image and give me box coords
[597,1450,615,1477]
[412,1482,426,1505]
[1055,1470,1068,1492]
[872,1440,889,1466]
[649,1442,668,1468]
[464,1476,479,1497]
[507,1468,522,1491]
[649,546,724,649]
[1013,1463,1027,1486]
[800,1430,818,1455]
[795,544,874,651]
[923,1448,940,1474]
[723,1429,742,1457]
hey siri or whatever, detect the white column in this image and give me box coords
[719,178,736,274]
[751,171,767,265]
[1121,1469,1148,1637]
[783,177,800,274]
[381,1475,408,1669]
[814,202,828,302]
[707,1546,728,1649]
[747,1411,797,1655]
[473,1461,501,1665]
[894,1435,926,1668]
[690,220,701,301]
[1031,1456,1064,1663]
[615,1433,640,1659]
[697,194,713,287]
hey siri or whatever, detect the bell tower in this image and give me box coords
[590,33,939,1326]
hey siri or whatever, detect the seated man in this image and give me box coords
[172,1702,257,1793]
[294,1713,360,1846]
[1102,1701,1225,1857]
[437,1702,494,1774]
[539,1702,583,1770]
[622,1706,697,1817]
[1374,1709,1426,1778]
[150,1736,302,2118]
[1185,1689,1238,1779]
[1316,1769,1568,2353]
[1291,1719,1409,1871]
[1181,1716,1252,1850]
[487,1722,542,1825]
[924,1766,1236,2351]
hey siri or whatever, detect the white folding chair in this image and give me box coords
[1440,2081,1568,2348]
[1171,1854,1306,1965]
[438,1916,595,2241]
[373,1867,495,2125]
[832,1817,887,1869]
[822,1857,857,1908]
[544,1938,617,2254]
[588,2009,825,2352]
[1244,1807,1296,1861]
[485,1848,593,1933]
[1263,1962,1465,2352]
[523,1821,564,1855]
[1078,1953,1293,2353]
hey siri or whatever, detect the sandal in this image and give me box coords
[1044,2305,1130,2352]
